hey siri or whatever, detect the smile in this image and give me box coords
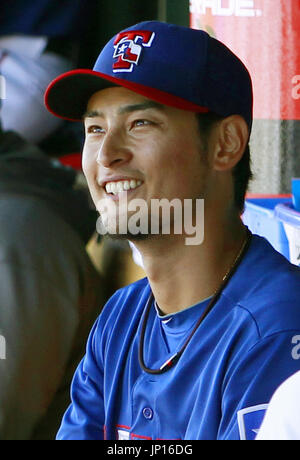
[104,179,143,195]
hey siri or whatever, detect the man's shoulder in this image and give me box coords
[228,235,300,338]
[93,277,150,346]
[116,276,149,293]
[104,277,150,311]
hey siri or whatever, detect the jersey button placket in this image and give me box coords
[142,407,154,420]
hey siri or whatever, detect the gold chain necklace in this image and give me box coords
[138,228,252,375]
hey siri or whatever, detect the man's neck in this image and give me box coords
[132,215,248,315]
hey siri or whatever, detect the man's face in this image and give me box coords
[82,86,211,239]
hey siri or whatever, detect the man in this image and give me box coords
[0,126,105,440]
[45,21,300,440]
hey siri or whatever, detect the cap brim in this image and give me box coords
[45,70,116,121]
[45,69,210,121]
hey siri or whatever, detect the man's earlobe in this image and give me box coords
[213,115,249,171]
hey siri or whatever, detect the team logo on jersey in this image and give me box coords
[113,30,155,73]
[237,404,268,440]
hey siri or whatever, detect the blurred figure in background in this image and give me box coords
[0,0,106,440]
[0,125,105,440]
[0,126,105,440]
[0,0,96,144]
[256,370,300,440]
[0,36,70,144]
[0,123,105,440]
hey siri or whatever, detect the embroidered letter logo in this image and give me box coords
[113,30,155,73]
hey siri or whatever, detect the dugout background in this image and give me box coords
[85,0,299,196]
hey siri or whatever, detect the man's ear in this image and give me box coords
[212,115,249,171]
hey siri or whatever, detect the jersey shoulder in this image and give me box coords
[225,235,300,338]
[96,276,150,326]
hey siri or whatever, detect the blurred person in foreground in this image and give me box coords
[0,0,106,441]
[0,112,105,441]
[256,370,300,440]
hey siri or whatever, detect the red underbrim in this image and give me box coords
[45,69,210,121]
[59,153,82,171]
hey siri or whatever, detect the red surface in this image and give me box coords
[190,0,300,120]
[245,193,292,198]
[59,153,82,170]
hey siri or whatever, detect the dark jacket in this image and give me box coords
[0,131,105,440]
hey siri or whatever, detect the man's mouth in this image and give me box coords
[104,179,143,196]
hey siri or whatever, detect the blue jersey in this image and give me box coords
[57,235,300,440]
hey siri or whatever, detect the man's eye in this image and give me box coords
[133,119,152,127]
[87,125,105,134]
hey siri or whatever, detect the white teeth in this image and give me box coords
[105,179,142,195]
[123,181,130,191]
[116,182,123,192]
[110,182,117,194]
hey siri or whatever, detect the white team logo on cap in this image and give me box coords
[113,30,155,73]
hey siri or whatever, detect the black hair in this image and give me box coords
[196,112,253,213]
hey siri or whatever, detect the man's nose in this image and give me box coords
[96,129,132,168]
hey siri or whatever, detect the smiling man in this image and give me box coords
[83,88,208,244]
[45,21,300,440]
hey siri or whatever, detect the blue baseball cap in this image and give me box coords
[45,21,253,132]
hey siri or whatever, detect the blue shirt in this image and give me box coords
[57,235,300,440]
